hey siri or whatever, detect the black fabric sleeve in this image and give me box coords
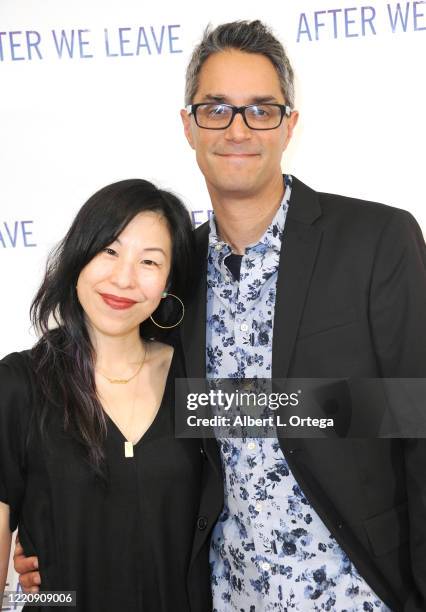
[369,209,426,377]
[0,351,32,531]
[368,212,426,609]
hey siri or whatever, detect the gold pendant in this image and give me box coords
[124,441,134,458]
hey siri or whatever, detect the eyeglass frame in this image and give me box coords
[185,102,293,131]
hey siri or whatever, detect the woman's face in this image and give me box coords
[77,211,172,340]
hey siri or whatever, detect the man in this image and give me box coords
[15,20,426,612]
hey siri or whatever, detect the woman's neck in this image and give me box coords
[89,328,145,374]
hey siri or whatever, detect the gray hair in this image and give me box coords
[184,20,295,108]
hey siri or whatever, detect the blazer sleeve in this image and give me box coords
[368,208,426,377]
[0,352,32,532]
[368,212,426,609]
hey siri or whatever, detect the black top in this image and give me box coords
[224,253,243,282]
[0,349,209,612]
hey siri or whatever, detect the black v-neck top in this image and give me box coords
[0,349,208,611]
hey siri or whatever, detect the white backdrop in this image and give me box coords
[1,0,425,600]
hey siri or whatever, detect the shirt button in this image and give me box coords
[247,441,256,451]
[261,561,271,572]
[240,322,249,332]
[225,275,231,282]
[215,243,222,251]
[197,516,208,530]
[255,502,262,512]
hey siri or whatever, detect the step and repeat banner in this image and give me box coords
[1,0,425,601]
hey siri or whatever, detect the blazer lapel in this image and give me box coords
[181,222,209,379]
[182,223,224,572]
[272,176,323,379]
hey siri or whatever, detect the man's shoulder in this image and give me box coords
[292,175,420,236]
[319,189,408,223]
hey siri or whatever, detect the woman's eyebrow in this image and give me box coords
[141,247,166,255]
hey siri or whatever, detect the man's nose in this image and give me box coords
[224,111,252,142]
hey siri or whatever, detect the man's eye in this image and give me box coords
[250,105,269,117]
[210,105,228,116]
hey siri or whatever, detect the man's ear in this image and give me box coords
[283,110,299,151]
[180,109,195,150]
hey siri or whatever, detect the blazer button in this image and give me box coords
[197,516,208,530]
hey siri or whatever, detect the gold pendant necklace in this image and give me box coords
[123,343,147,458]
[97,343,147,458]
[124,441,134,458]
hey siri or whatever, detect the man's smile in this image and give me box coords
[214,152,260,159]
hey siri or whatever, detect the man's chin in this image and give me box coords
[209,174,260,198]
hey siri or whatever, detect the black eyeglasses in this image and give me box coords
[186,103,292,130]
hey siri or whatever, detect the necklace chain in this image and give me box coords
[96,345,147,384]
[96,343,148,458]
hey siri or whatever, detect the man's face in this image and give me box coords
[181,50,298,199]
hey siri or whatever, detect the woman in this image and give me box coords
[0,179,212,611]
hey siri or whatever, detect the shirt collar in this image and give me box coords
[208,174,292,257]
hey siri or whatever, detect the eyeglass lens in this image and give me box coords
[195,104,283,129]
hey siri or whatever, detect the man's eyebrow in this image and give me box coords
[200,94,281,104]
[251,95,280,104]
[201,94,230,103]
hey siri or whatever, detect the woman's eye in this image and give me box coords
[103,247,117,256]
[141,259,158,266]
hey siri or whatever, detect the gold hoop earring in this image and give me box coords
[150,292,185,329]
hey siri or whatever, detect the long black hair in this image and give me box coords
[30,179,195,477]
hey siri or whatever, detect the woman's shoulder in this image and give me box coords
[0,349,33,377]
[1,348,32,365]
[146,339,185,377]
[146,338,172,358]
[0,349,35,407]
[146,340,173,373]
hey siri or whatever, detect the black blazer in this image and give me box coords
[184,176,426,612]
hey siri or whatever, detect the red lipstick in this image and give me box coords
[99,293,137,310]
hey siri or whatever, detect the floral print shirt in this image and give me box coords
[206,176,390,611]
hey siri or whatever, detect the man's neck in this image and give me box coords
[208,175,285,255]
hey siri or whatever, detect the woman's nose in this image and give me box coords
[110,260,136,288]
